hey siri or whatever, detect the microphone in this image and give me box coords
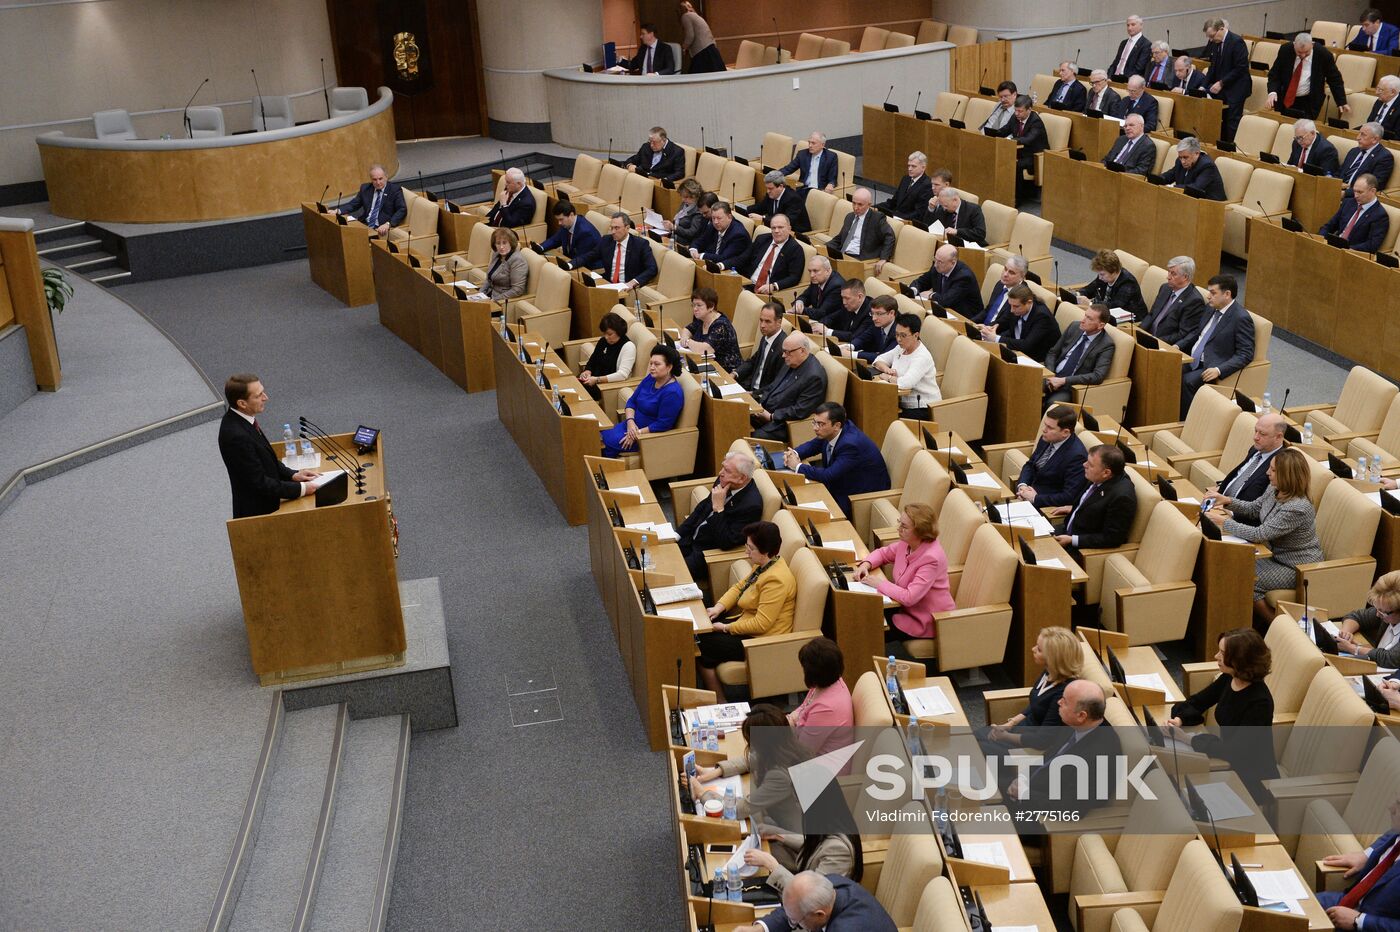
[640,552,657,614]
[773,17,782,56]
[1262,13,1267,38]
[1074,48,1081,68]
[1255,199,1286,220]
[729,135,734,161]
[1277,388,1290,421]
[1303,577,1311,625]
[250,68,268,131]
[980,67,992,95]
[317,184,330,213]
[298,428,363,494]
[182,77,209,138]
[699,127,705,154]
[607,137,614,164]
[670,657,686,742]
[320,57,331,117]
[299,416,365,481]
[1053,258,1060,297]
[914,90,922,113]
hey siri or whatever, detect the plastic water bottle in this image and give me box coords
[906,713,922,760]
[886,655,900,701]
[535,355,546,386]
[1302,421,1313,445]
[281,424,296,463]
[640,533,652,570]
[713,868,725,898]
[299,438,314,464]
[1372,457,1384,484]
[752,442,766,468]
[726,864,742,901]
[1359,456,1370,481]
[551,386,562,412]
[701,364,710,393]
[690,719,701,747]
[722,785,737,819]
[1260,391,1272,414]
[707,717,720,752]
[500,311,510,340]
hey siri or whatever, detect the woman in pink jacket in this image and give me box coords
[788,637,854,758]
[853,502,956,656]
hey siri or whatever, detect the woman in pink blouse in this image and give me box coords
[788,638,853,757]
[854,502,956,655]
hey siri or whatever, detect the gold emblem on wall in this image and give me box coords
[393,31,421,80]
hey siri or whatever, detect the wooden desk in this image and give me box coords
[1127,339,1186,427]
[870,657,969,729]
[1195,142,1346,233]
[985,350,1046,444]
[303,204,375,307]
[1190,536,1261,663]
[1041,151,1223,284]
[841,364,900,445]
[693,266,750,317]
[1218,843,1331,931]
[1007,539,1076,684]
[974,878,1058,929]
[570,274,633,339]
[227,432,405,685]
[863,106,1019,207]
[1060,110,1127,162]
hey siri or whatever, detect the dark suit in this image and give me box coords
[1085,86,1121,115]
[1017,434,1089,507]
[342,181,407,228]
[1056,471,1138,550]
[1369,97,1400,140]
[1043,324,1116,406]
[1321,198,1390,252]
[1341,143,1396,191]
[698,221,752,270]
[1078,268,1147,319]
[882,173,932,220]
[991,111,1049,179]
[622,40,676,75]
[795,273,846,322]
[486,185,536,228]
[743,235,805,290]
[979,280,1018,326]
[625,139,685,181]
[1349,22,1400,54]
[1108,34,1152,82]
[823,297,870,342]
[1286,134,1340,174]
[1047,78,1088,110]
[1114,92,1160,132]
[1159,152,1227,200]
[1142,283,1207,346]
[218,410,302,519]
[794,423,891,517]
[593,234,658,286]
[1316,832,1400,932]
[852,319,898,363]
[751,187,811,233]
[779,149,839,190]
[1102,133,1156,174]
[1177,301,1256,416]
[1172,68,1209,96]
[1267,44,1346,121]
[757,874,897,932]
[1217,445,1283,504]
[1205,30,1251,141]
[1144,56,1174,88]
[912,260,982,318]
[995,303,1058,362]
[1017,720,1124,817]
[929,200,987,245]
[677,479,764,582]
[735,331,785,398]
[537,215,603,270]
[754,354,828,440]
[829,209,895,261]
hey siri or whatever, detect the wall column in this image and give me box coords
[478,0,604,142]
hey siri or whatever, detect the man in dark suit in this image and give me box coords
[689,202,751,270]
[593,212,657,289]
[1084,70,1121,115]
[751,172,811,233]
[1267,34,1349,121]
[743,214,805,294]
[1368,76,1400,140]
[1317,799,1400,931]
[1341,123,1396,192]
[536,201,603,270]
[1114,76,1160,131]
[1170,55,1209,96]
[620,24,677,74]
[1203,17,1251,142]
[1321,173,1390,252]
[850,295,899,363]
[485,167,536,228]
[792,256,844,322]
[783,403,891,517]
[1176,273,1255,417]
[979,256,1029,326]
[1010,680,1123,818]
[1078,249,1147,319]
[677,452,763,585]
[927,187,986,244]
[218,374,318,519]
[1051,444,1138,555]
[1108,15,1152,82]
[735,302,786,400]
[829,188,895,271]
[1016,405,1089,507]
[1142,255,1208,344]
[1350,8,1400,54]
[1044,304,1116,407]
[1208,413,1288,511]
[1144,42,1174,87]
[1047,60,1088,110]
[811,279,870,341]
[752,871,898,932]
[989,96,1048,196]
[879,152,933,220]
[1102,114,1156,175]
[1287,119,1341,174]
[913,244,982,318]
[625,126,685,181]
[336,164,406,237]
[980,283,1058,362]
[1159,136,1227,199]
[752,333,827,440]
[778,131,839,192]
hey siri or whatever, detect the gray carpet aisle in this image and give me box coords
[117,262,682,931]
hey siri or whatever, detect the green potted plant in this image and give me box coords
[42,267,73,365]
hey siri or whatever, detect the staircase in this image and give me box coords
[33,220,130,285]
[208,698,410,932]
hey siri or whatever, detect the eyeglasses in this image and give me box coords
[781,347,802,356]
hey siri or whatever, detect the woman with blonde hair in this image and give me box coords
[854,502,955,658]
[980,626,1082,752]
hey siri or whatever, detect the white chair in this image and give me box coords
[328,86,369,117]
[186,106,225,138]
[251,95,294,131]
[93,109,136,140]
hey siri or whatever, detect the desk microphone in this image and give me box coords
[299,415,365,477]
[299,427,365,494]
[883,84,895,108]
[250,68,268,131]
[317,184,330,212]
[1074,48,1081,68]
[773,17,782,57]
[182,77,209,138]
[1053,258,1060,298]
[670,657,686,743]
[607,137,614,165]
[979,67,993,95]
[729,135,735,161]
[1277,388,1290,421]
[319,57,331,117]
[913,90,922,114]
[1224,364,1245,396]
[1261,14,1267,38]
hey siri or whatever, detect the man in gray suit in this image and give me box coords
[1043,303,1116,407]
[1102,114,1156,174]
[1176,273,1255,417]
[829,188,895,274]
[751,332,828,440]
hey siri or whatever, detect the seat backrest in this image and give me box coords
[1214,412,1258,475]
[595,163,627,203]
[859,26,891,52]
[732,290,764,346]
[1041,111,1072,151]
[917,20,949,44]
[876,832,944,925]
[881,421,923,487]
[1111,249,1148,282]
[1006,213,1052,257]
[1180,387,1240,452]
[898,450,952,515]
[816,350,847,404]
[963,97,996,128]
[937,488,986,567]
[1215,157,1252,204]
[821,37,852,58]
[912,875,964,932]
[1316,478,1382,560]
[946,24,978,46]
[1380,204,1400,253]
[690,151,724,192]
[1263,614,1326,716]
[1268,123,1297,160]
[1226,105,1268,145]
[1344,735,1400,838]
[1351,92,1382,131]
[734,39,765,69]
[406,191,439,236]
[934,92,967,123]
[1251,39,1283,67]
[805,189,838,234]
[1249,310,1271,361]
[1030,74,1058,106]
[531,262,571,311]
[825,198,854,238]
[1124,467,1162,545]
[93,109,136,140]
[1149,136,1173,175]
[760,132,794,171]
[1312,20,1350,49]
[789,548,830,631]
[466,222,497,266]
[719,160,755,205]
[252,95,294,131]
[1154,92,1175,129]
[1133,503,1202,583]
[1285,665,1375,778]
[980,263,1005,304]
[981,200,1017,245]
[625,321,657,377]
[675,372,703,430]
[1055,301,1083,334]
[1140,264,1168,300]
[891,226,937,272]
[1334,366,1400,433]
[328,86,368,116]
[920,315,959,377]
[794,32,826,61]
[852,670,893,726]
[771,510,809,564]
[1242,168,1294,214]
[656,250,696,297]
[187,106,225,138]
[885,31,915,49]
[1337,52,1377,91]
[619,172,654,213]
[1099,321,1133,380]
[760,45,780,66]
[1331,133,1359,169]
[940,335,989,398]
[955,524,1017,607]
[831,150,856,190]
[1376,394,1400,455]
[1155,840,1244,932]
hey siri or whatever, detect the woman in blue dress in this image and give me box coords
[601,343,685,457]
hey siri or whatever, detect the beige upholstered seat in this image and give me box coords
[555,153,603,198]
[1245,74,1271,114]
[911,876,965,931]
[917,20,948,44]
[1141,387,1240,467]
[852,670,893,727]
[388,190,440,255]
[946,24,978,46]
[901,524,1017,670]
[1264,480,1380,614]
[616,373,703,480]
[733,39,766,69]
[1223,168,1294,257]
[692,152,726,192]
[786,352,847,446]
[574,163,627,210]
[1099,503,1201,643]
[927,335,990,442]
[636,251,696,329]
[875,832,944,925]
[731,290,764,355]
[1337,53,1377,94]
[865,449,952,539]
[1297,366,1400,443]
[1232,116,1279,159]
[93,108,137,140]
[936,488,988,592]
[1075,319,1133,416]
[250,95,293,131]
[1346,393,1400,474]
[831,149,858,196]
[714,548,829,694]
[988,212,1054,280]
[1187,411,1258,490]
[811,198,852,247]
[880,226,938,282]
[804,189,839,237]
[884,31,915,49]
[919,314,959,376]
[1275,665,1377,781]
[1030,74,1058,107]
[820,37,851,58]
[748,132,794,171]
[858,26,890,52]
[511,262,572,346]
[981,199,1017,246]
[933,92,967,123]
[1153,93,1174,129]
[1106,840,1242,932]
[1293,735,1400,887]
[793,32,825,61]
[1251,39,1284,68]
[963,97,996,129]
[1214,157,1252,204]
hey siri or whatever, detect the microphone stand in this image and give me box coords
[299,428,365,495]
[299,416,367,484]
[320,57,331,118]
[250,69,268,131]
[183,77,209,139]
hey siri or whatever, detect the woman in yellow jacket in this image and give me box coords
[697,521,797,697]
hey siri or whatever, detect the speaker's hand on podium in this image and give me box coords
[292,469,319,483]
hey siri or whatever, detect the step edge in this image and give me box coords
[367,714,412,932]
[290,703,350,932]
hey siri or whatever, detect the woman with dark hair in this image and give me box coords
[690,705,805,840]
[666,178,708,248]
[681,286,742,372]
[788,637,853,757]
[696,521,797,696]
[599,344,684,457]
[1166,627,1277,799]
[578,312,636,400]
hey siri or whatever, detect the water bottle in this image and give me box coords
[713,868,725,898]
[1302,421,1313,445]
[690,719,701,748]
[1359,456,1369,482]
[640,533,653,570]
[707,717,719,752]
[1372,457,1383,484]
[701,365,710,393]
[722,785,737,820]
[886,655,900,701]
[535,354,546,386]
[500,311,510,340]
[281,424,296,463]
[552,386,562,412]
[299,438,314,464]
[726,864,742,901]
[752,442,766,468]
[1261,391,1272,414]
[906,713,922,760]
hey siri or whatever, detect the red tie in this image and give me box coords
[1284,59,1303,108]
[754,244,778,287]
[1340,840,1400,909]
[1295,144,1309,168]
[1342,203,1366,240]
[612,242,624,283]
[1016,119,1026,137]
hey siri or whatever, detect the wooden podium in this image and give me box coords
[227,433,405,685]
[303,203,375,307]
[862,105,1018,206]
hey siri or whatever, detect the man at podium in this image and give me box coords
[219,374,318,518]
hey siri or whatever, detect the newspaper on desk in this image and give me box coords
[905,685,956,718]
[650,582,704,605]
[1001,500,1057,538]
[683,702,751,733]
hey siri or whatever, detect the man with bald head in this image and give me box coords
[1207,413,1289,511]
[911,244,981,317]
[336,164,405,236]
[828,187,895,274]
[1114,75,1159,131]
[738,870,896,931]
[743,213,804,294]
[1102,114,1155,174]
[1012,679,1121,816]
[750,332,828,440]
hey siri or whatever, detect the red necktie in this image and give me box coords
[754,244,778,287]
[612,242,624,283]
[1295,144,1309,168]
[1342,203,1366,240]
[1340,840,1400,909]
[1016,120,1026,137]
[252,418,262,436]
[1284,59,1303,108]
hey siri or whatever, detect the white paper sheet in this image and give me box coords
[962,241,987,251]
[1193,781,1254,821]
[1014,354,1045,367]
[611,485,644,498]
[644,209,667,231]
[307,469,346,490]
[596,282,630,291]
[1125,673,1181,701]
[928,220,946,236]
[651,583,704,605]
[448,279,477,289]
[718,382,748,397]
[964,472,1001,489]
[1037,557,1066,569]
[684,702,751,732]
[823,540,856,551]
[905,685,956,717]
[1243,869,1310,905]
[657,606,702,628]
[959,841,1011,869]
[724,833,763,877]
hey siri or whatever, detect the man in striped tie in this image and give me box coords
[1319,796,1400,929]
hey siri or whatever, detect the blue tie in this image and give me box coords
[1056,332,1091,375]
[368,190,382,227]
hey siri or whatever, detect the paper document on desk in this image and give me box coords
[1243,869,1309,908]
[928,220,946,236]
[961,241,986,251]
[964,472,1000,489]
[845,580,882,596]
[1002,501,1057,537]
[604,65,628,74]
[1102,115,1124,124]
[1192,781,1254,821]
[823,540,856,551]
[959,841,1011,869]
[1178,497,1200,505]
[643,210,667,231]
[307,470,346,490]
[651,582,704,605]
[684,702,751,733]
[1109,307,1134,324]
[724,833,763,877]
[1319,619,1340,636]
[1037,557,1066,569]
[1124,673,1181,701]
[611,485,644,499]
[597,282,630,291]
[793,500,831,513]
[657,606,702,628]
[1221,534,1249,544]
[626,520,680,541]
[1014,354,1044,367]
[718,382,748,397]
[905,685,956,718]
[448,279,477,289]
